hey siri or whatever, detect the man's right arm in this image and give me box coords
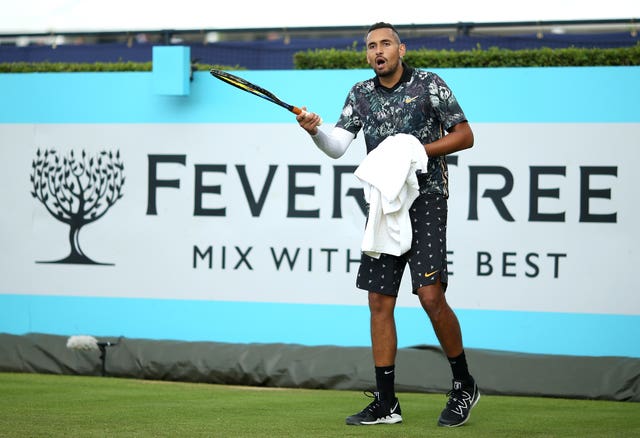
[310,127,355,159]
[296,109,354,159]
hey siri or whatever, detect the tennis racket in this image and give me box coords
[210,69,321,124]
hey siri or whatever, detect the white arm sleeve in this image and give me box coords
[310,127,355,159]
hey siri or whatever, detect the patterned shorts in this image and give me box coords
[356,192,448,296]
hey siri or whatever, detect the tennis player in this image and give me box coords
[297,22,479,427]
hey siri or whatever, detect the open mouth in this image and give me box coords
[375,57,387,68]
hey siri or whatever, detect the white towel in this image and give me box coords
[354,133,429,258]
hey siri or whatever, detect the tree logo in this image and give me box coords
[30,148,125,265]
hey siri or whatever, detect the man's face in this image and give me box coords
[365,27,406,77]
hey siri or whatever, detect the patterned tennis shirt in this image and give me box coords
[336,64,467,197]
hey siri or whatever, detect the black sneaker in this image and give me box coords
[345,391,403,425]
[437,379,480,427]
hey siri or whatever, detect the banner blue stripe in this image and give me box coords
[1,67,638,123]
[1,294,638,358]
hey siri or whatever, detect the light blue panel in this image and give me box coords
[152,46,191,95]
[0,294,370,346]
[0,67,638,123]
[1,294,638,358]
[438,66,640,123]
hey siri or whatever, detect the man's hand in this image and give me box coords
[296,106,322,135]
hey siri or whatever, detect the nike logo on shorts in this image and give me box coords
[424,270,439,278]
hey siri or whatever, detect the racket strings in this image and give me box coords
[217,75,278,103]
[210,69,299,115]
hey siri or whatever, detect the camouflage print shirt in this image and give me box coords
[336,64,467,197]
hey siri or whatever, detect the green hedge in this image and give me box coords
[0,61,152,73]
[1,44,639,72]
[0,62,238,73]
[294,44,640,69]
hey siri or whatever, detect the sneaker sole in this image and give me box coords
[437,391,481,427]
[346,414,403,426]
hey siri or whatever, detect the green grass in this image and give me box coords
[1,372,638,437]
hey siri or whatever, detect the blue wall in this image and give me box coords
[1,67,639,123]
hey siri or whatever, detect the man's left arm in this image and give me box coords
[424,121,474,157]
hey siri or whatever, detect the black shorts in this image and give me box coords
[356,192,448,296]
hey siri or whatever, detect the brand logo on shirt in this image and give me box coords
[404,96,419,104]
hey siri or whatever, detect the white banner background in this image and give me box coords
[1,122,638,315]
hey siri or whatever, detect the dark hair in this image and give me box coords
[366,22,401,41]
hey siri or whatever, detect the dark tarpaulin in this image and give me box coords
[0,332,638,401]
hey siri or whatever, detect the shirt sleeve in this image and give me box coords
[428,73,468,131]
[335,85,363,136]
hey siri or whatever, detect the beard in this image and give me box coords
[372,57,401,78]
